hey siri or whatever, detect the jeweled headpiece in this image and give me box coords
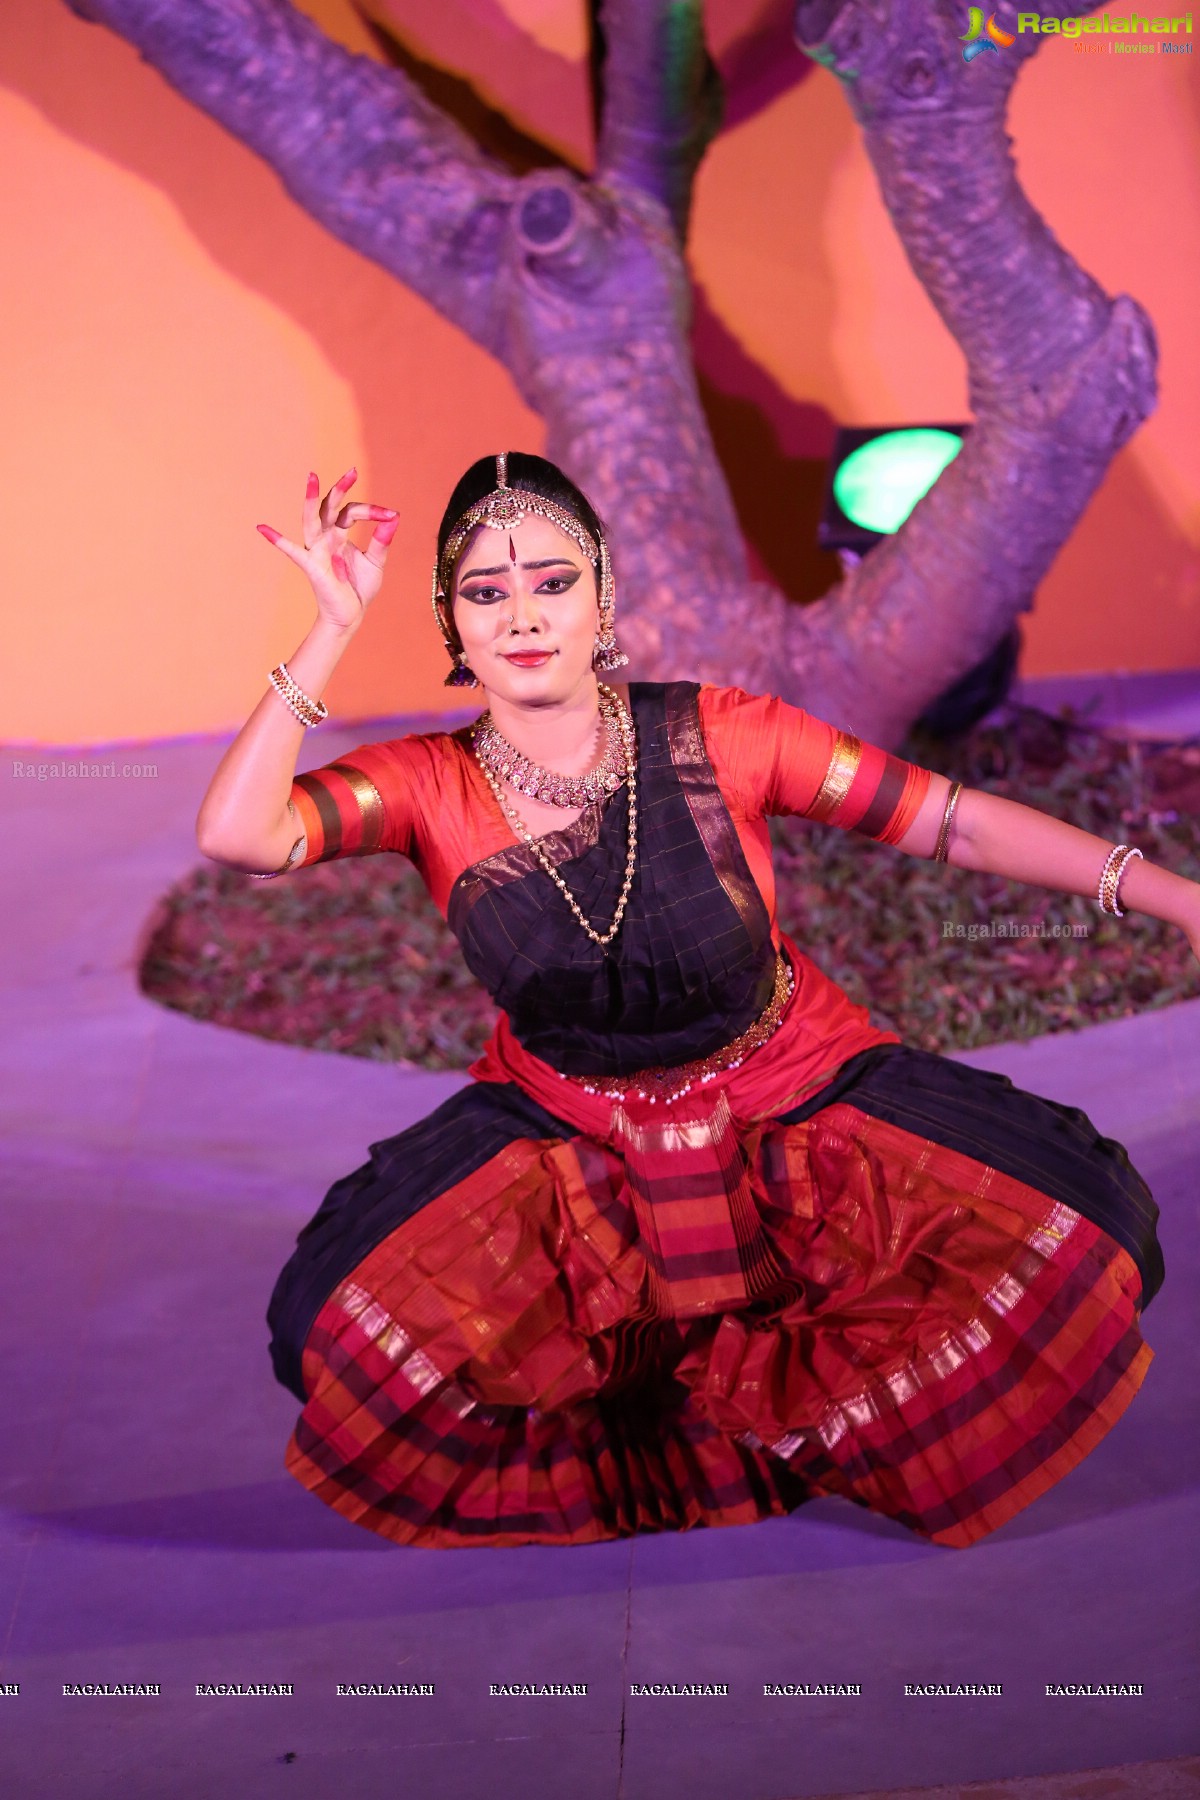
[431,453,625,684]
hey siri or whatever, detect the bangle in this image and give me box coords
[1099,845,1143,918]
[934,782,963,864]
[269,662,328,727]
[1097,844,1125,914]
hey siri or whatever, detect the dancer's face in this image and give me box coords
[450,514,600,708]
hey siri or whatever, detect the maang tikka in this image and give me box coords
[431,452,627,686]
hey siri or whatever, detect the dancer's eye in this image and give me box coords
[460,567,580,602]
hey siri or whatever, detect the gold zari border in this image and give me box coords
[334,765,386,851]
[807,730,862,823]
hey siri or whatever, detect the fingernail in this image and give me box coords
[306,473,320,496]
[369,506,397,520]
[257,524,279,543]
[375,517,399,545]
[338,466,357,485]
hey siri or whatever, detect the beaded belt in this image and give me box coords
[557,950,795,1106]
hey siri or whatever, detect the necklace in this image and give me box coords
[472,699,626,807]
[471,684,638,949]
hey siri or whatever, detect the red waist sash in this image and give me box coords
[469,935,899,1319]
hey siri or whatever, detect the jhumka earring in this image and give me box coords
[591,535,628,672]
[431,564,480,688]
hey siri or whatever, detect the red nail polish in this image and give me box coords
[257,524,279,543]
[375,517,399,545]
[306,473,320,496]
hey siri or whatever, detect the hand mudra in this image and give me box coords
[256,467,398,632]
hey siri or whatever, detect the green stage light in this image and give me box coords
[816,421,1018,738]
[832,428,964,536]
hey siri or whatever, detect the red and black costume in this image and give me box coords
[266,682,1161,1550]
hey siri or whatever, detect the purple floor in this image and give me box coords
[3,672,1199,1799]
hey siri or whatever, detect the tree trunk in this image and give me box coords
[65,0,1157,747]
[785,0,1158,743]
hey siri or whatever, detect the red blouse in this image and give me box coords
[282,680,928,921]
[282,684,931,929]
[272,683,933,1089]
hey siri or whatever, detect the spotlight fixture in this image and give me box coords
[819,424,970,556]
[818,422,1021,738]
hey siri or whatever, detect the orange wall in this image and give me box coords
[2,0,1197,746]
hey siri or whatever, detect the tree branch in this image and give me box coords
[355,2,574,176]
[592,0,723,239]
[489,170,762,680]
[65,0,518,353]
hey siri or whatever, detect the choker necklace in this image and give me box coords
[472,690,626,808]
[471,685,638,949]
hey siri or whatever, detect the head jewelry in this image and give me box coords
[432,453,626,685]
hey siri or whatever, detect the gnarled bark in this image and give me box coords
[65,0,1158,747]
[785,0,1158,742]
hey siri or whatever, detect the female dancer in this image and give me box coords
[198,451,1198,1551]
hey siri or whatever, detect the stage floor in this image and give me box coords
[3,676,1198,1800]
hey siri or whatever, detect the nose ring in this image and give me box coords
[507,613,517,634]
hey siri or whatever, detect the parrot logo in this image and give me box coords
[960,8,1017,59]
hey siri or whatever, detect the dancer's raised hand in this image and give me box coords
[256,468,398,632]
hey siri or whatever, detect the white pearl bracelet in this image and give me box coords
[269,661,328,727]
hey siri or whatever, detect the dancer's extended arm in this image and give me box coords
[697,684,1200,960]
[898,779,1200,954]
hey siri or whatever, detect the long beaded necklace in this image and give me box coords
[471,684,638,949]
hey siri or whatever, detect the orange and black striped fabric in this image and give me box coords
[611,1086,789,1319]
[281,1042,1154,1551]
[696,685,934,928]
[698,684,931,845]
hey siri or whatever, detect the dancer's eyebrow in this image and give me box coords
[460,558,580,578]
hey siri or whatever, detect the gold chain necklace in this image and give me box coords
[472,685,638,949]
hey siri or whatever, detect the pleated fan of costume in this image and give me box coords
[265,683,1161,1550]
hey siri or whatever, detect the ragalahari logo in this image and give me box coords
[960,8,1017,58]
[964,12,1195,59]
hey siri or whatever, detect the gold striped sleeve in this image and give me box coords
[804,730,863,824]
